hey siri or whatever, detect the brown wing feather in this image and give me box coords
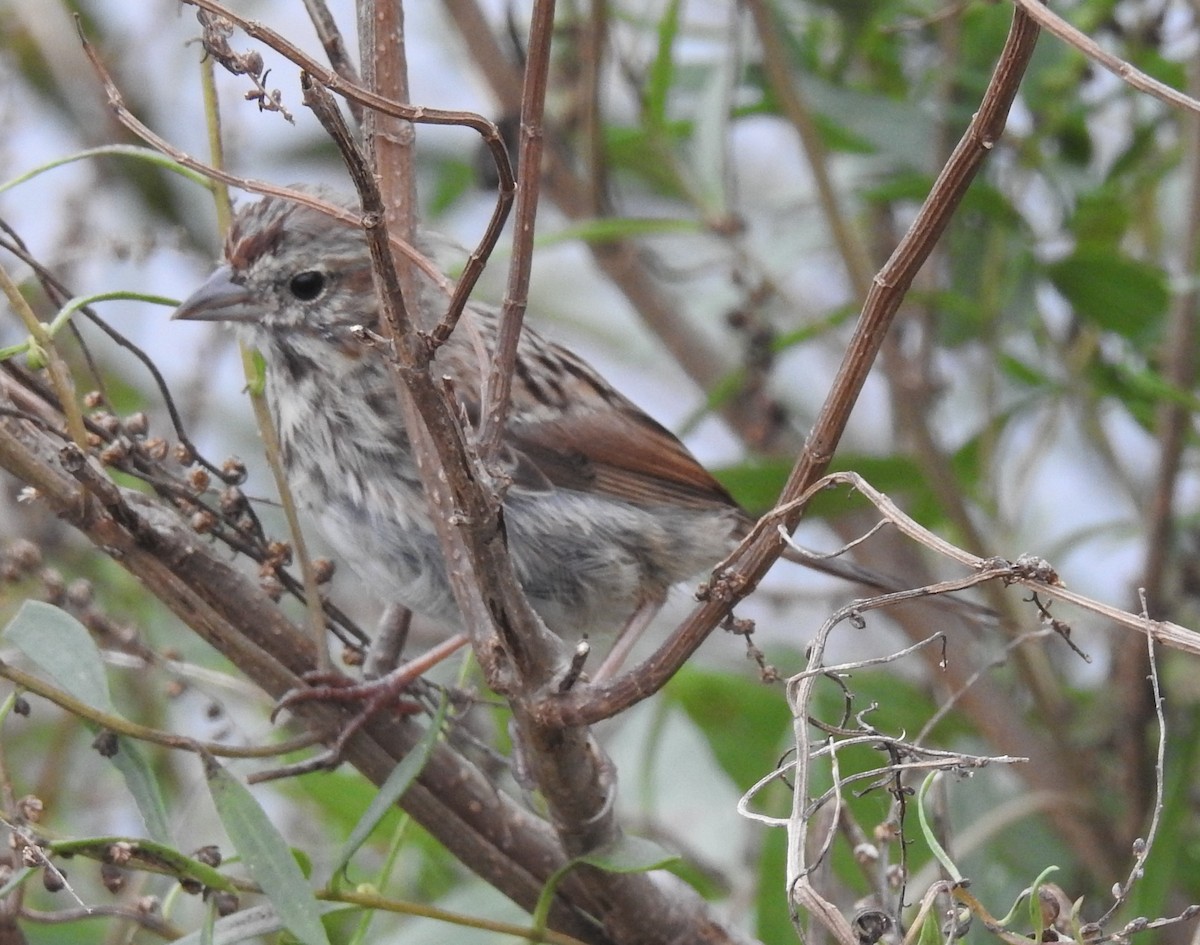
[507,398,741,511]
[443,307,742,512]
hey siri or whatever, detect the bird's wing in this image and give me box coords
[440,309,741,512]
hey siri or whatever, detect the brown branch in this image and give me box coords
[148,2,516,333]
[300,0,362,121]
[530,5,1044,729]
[0,382,610,943]
[439,0,755,425]
[1008,0,1200,116]
[476,0,555,460]
[301,66,753,945]
[358,0,417,247]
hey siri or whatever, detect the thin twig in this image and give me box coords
[1089,592,1168,932]
[476,0,556,461]
[301,0,362,121]
[0,659,322,759]
[530,6,1043,729]
[171,0,514,335]
[1008,0,1200,116]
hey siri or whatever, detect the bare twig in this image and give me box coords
[1008,0,1200,116]
[1088,593,1168,934]
[476,0,555,460]
[301,0,362,121]
[530,6,1042,730]
[172,0,514,335]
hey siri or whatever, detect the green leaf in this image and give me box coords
[917,773,961,882]
[3,602,172,842]
[4,600,115,712]
[1046,249,1168,346]
[914,905,943,945]
[532,835,680,933]
[204,756,331,945]
[330,703,446,879]
[0,144,210,197]
[107,742,173,844]
[713,453,948,529]
[645,0,683,133]
[999,353,1055,389]
[539,216,700,247]
[605,125,689,197]
[1070,188,1130,249]
[427,158,474,216]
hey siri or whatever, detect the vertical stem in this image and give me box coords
[357,0,418,269]
[203,57,330,669]
[477,0,557,460]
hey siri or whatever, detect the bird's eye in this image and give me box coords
[288,270,327,301]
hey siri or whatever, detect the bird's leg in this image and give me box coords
[270,604,413,721]
[272,632,469,769]
[591,593,665,682]
[364,603,412,679]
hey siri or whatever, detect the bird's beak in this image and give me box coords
[172,265,258,323]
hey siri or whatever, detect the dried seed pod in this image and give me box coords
[91,731,119,758]
[104,842,134,866]
[40,568,65,604]
[212,890,239,917]
[188,468,211,494]
[16,796,43,824]
[221,457,247,484]
[193,845,222,868]
[66,579,93,608]
[190,510,217,534]
[144,437,169,461]
[42,866,65,893]
[92,411,120,434]
[124,412,149,436]
[265,541,292,568]
[312,558,335,584]
[100,861,126,894]
[99,439,131,466]
[218,486,247,515]
[7,540,42,574]
[259,575,284,602]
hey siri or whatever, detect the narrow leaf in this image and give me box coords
[645,0,684,132]
[0,144,210,197]
[107,740,173,843]
[3,602,172,841]
[204,756,331,945]
[533,835,680,931]
[5,600,114,712]
[330,705,446,878]
[1046,249,1168,345]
